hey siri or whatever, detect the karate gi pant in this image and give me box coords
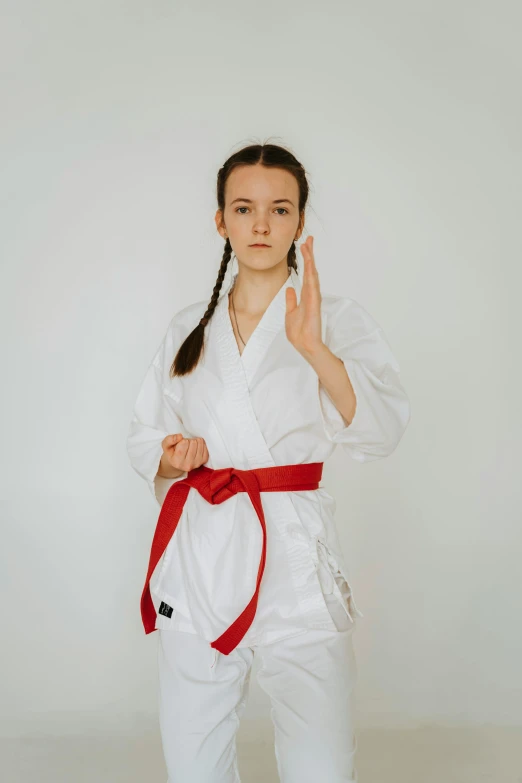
[157,590,359,783]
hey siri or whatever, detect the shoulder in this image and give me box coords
[151,297,208,365]
[150,298,210,386]
[161,297,210,344]
[170,298,209,330]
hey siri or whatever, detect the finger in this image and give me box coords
[285,286,297,314]
[184,437,199,469]
[174,438,193,471]
[303,251,317,286]
[162,433,183,452]
[194,437,205,465]
[300,236,314,261]
[304,238,317,271]
[301,242,319,302]
[174,437,190,462]
[300,238,317,286]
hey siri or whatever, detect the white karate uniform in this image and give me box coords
[127,266,410,782]
[157,599,359,783]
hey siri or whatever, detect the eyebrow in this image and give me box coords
[230,198,295,207]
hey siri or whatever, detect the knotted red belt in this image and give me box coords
[141,461,324,654]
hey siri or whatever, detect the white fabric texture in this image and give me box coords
[157,596,359,783]
[127,266,410,647]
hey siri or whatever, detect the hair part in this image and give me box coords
[170,142,310,377]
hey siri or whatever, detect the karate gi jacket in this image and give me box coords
[127,266,410,646]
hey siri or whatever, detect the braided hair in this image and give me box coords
[170,142,309,377]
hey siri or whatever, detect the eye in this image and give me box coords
[235,207,288,215]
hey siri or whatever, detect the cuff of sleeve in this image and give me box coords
[318,357,372,462]
[146,444,188,506]
[318,356,410,462]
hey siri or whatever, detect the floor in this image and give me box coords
[2,725,521,782]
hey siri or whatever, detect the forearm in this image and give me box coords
[300,342,356,426]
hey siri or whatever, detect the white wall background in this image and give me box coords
[1,0,520,738]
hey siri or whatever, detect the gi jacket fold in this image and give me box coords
[127,267,410,646]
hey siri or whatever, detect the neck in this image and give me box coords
[230,261,291,317]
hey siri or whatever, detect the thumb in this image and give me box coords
[164,433,184,449]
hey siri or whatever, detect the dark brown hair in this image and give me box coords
[170,142,310,377]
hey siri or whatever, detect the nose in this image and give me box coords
[252,218,270,234]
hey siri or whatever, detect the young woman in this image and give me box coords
[127,143,410,782]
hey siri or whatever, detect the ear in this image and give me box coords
[214,210,226,239]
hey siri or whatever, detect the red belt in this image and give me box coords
[141,461,324,654]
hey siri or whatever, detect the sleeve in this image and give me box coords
[126,318,190,506]
[318,297,411,462]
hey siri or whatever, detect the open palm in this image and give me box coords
[285,236,323,355]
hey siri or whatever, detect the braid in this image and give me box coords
[170,239,232,377]
[287,240,298,273]
[171,236,298,378]
[199,239,233,326]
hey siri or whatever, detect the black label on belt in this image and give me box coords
[158,601,173,618]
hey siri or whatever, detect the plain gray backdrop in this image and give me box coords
[1,0,520,752]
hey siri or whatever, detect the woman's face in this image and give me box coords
[216,163,303,270]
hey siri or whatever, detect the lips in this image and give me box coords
[250,244,270,247]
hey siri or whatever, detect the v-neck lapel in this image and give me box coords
[214,266,302,388]
[209,266,305,467]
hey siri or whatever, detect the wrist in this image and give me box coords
[297,340,329,365]
[157,454,185,479]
